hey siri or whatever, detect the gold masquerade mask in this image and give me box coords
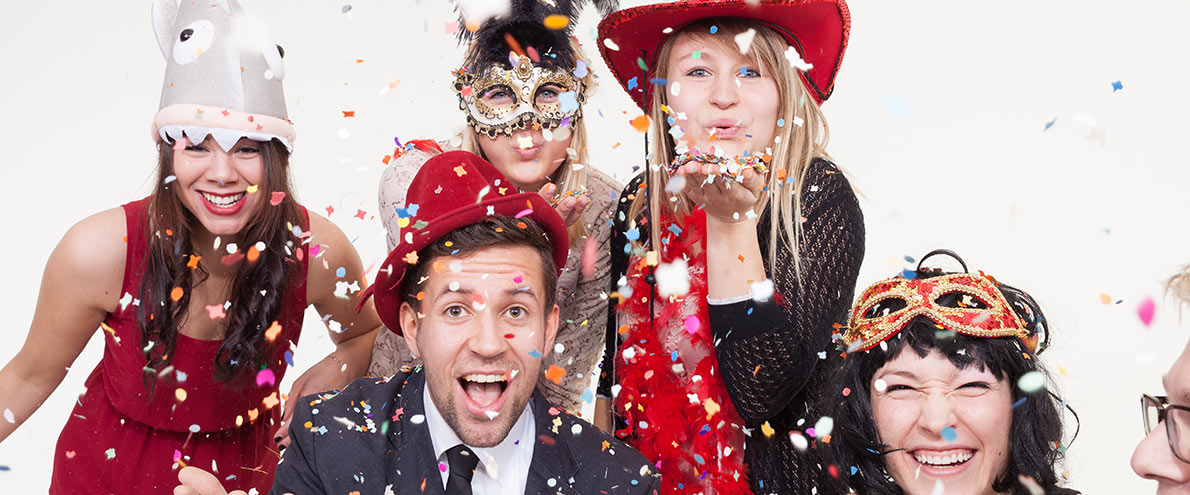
[453,55,588,138]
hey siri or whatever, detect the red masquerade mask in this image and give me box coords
[844,273,1029,352]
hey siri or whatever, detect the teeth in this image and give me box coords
[201,192,245,208]
[462,373,507,383]
[913,452,973,466]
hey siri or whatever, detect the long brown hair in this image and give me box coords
[139,138,303,392]
[628,19,833,276]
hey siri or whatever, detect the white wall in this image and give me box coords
[1,0,1187,491]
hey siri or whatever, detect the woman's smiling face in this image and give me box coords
[871,349,1014,495]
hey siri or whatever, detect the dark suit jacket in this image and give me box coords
[273,368,660,495]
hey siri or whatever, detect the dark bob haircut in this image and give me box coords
[818,252,1074,495]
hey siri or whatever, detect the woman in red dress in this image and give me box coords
[0,1,381,493]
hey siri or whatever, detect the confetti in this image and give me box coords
[170,287,184,302]
[175,388,188,402]
[2,408,13,423]
[783,46,814,71]
[1111,80,1123,92]
[789,431,808,452]
[602,38,620,51]
[1017,371,1046,393]
[529,349,543,359]
[630,115,650,133]
[813,416,834,438]
[1098,293,1112,305]
[105,448,116,460]
[264,321,283,342]
[941,425,957,442]
[733,28,756,54]
[342,110,355,118]
[558,91,579,113]
[543,15,569,29]
[1044,117,1057,131]
[544,365,566,384]
[204,305,225,320]
[655,258,690,297]
[760,421,775,437]
[703,397,720,419]
[572,60,588,79]
[684,315,701,335]
[270,192,286,206]
[1138,296,1156,326]
[256,368,276,387]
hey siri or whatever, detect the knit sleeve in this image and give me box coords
[707,159,865,423]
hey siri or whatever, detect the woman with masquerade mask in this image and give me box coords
[0,1,382,492]
[368,0,622,414]
[819,250,1078,495]
[594,1,864,494]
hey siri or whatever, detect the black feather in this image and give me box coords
[454,0,619,70]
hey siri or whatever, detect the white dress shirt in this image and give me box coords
[423,385,536,495]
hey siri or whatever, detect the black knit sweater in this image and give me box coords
[598,158,866,495]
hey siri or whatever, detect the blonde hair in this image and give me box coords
[1167,265,1190,317]
[627,19,832,275]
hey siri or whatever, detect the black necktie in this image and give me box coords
[445,444,479,495]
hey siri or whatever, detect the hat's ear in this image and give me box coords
[151,0,180,60]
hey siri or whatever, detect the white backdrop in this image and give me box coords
[2,0,1188,492]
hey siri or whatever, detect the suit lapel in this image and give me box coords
[525,390,581,495]
[385,371,446,495]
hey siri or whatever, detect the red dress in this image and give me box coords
[49,198,309,494]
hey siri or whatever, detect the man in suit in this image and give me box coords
[177,151,658,495]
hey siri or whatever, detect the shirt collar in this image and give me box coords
[422,381,535,485]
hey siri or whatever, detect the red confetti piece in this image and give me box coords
[342,111,355,118]
[269,192,286,206]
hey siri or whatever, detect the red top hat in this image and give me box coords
[597,0,850,112]
[360,150,570,335]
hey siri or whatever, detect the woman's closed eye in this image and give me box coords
[234,145,260,156]
[184,143,208,152]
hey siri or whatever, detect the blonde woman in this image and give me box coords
[595,1,864,493]
[368,1,621,415]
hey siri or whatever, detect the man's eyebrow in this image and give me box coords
[507,286,535,296]
[431,284,472,299]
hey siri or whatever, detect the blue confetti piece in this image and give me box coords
[668,224,683,236]
[625,228,640,241]
[649,77,668,86]
[882,95,912,119]
[0,465,9,471]
[1044,117,1057,131]
[1011,396,1028,409]
[572,59,589,78]
[901,269,917,279]
[903,255,916,263]
[941,426,957,442]
[631,480,639,486]
[335,267,346,278]
[1111,80,1123,92]
[407,204,419,217]
[747,307,754,315]
[850,466,858,475]
[627,76,639,91]
[580,389,594,403]
[284,350,294,367]
[776,118,785,127]
[699,425,710,435]
[529,349,543,358]
[694,454,706,465]
[667,116,676,125]
[559,91,579,113]
[710,25,718,34]
[671,350,678,362]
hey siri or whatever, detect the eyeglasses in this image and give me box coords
[1141,394,1190,463]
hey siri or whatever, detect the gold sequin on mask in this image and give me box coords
[454,55,588,138]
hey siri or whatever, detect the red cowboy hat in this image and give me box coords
[597,0,850,112]
[360,150,570,335]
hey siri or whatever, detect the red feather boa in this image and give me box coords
[614,209,753,495]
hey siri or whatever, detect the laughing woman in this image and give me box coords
[367,0,622,414]
[595,1,864,494]
[0,2,379,493]
[821,251,1077,495]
